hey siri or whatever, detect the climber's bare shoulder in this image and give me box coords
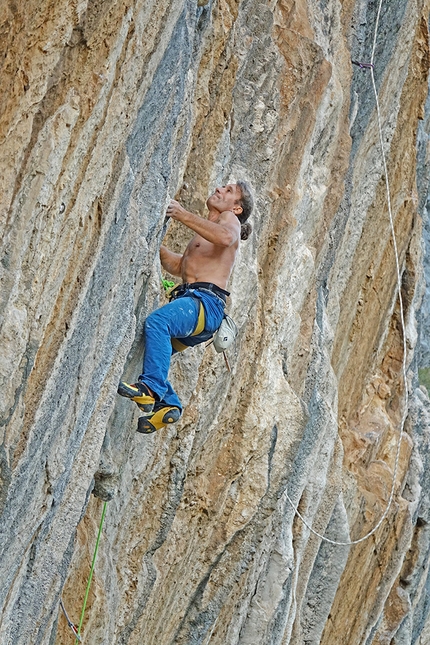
[181,211,240,289]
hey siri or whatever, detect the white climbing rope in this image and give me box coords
[286,0,410,546]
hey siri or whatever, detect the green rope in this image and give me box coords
[75,501,108,644]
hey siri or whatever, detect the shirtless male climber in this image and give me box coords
[118,180,254,434]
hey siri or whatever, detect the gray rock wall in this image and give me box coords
[1,0,430,644]
[417,81,430,369]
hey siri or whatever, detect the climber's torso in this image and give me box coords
[181,212,240,290]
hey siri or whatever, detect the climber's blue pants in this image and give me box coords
[139,289,225,409]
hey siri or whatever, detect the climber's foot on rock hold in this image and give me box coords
[117,380,155,414]
[137,403,181,434]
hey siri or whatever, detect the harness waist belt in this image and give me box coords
[169,282,229,303]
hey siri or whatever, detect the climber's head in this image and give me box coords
[207,184,243,216]
[207,180,254,240]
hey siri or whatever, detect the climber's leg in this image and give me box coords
[118,296,199,412]
[139,296,200,407]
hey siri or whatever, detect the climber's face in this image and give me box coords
[207,184,243,216]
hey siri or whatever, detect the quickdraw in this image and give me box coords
[351,60,374,70]
[59,599,82,642]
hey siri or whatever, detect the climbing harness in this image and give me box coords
[168,282,229,353]
[168,281,229,303]
[168,282,206,353]
[286,0,409,546]
[171,300,206,352]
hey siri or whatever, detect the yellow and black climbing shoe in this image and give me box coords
[137,404,181,434]
[117,380,155,414]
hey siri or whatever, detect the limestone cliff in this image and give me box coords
[1,0,430,643]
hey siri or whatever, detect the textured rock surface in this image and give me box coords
[1,0,430,644]
[418,78,430,370]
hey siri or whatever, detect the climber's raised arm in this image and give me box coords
[166,198,240,247]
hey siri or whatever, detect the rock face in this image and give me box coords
[1,0,430,643]
[418,80,430,371]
